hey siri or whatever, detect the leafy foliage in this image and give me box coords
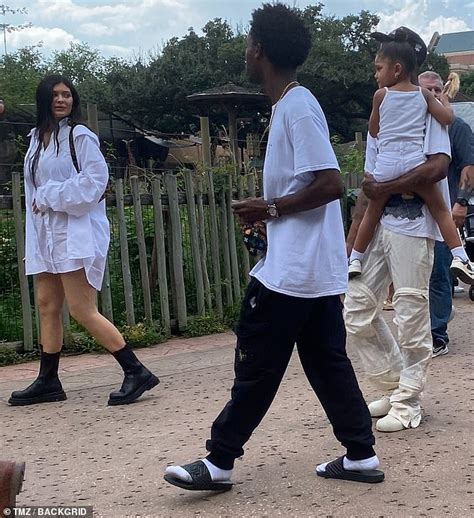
[0,7,424,141]
[460,71,474,98]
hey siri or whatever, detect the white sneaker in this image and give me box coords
[376,414,406,432]
[450,257,474,285]
[453,285,465,294]
[348,259,362,279]
[368,396,391,418]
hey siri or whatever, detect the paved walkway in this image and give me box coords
[1,295,473,517]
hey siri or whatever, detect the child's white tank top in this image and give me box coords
[378,87,427,147]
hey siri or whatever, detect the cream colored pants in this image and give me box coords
[344,225,434,428]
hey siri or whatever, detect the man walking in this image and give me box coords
[418,71,474,357]
[163,3,383,490]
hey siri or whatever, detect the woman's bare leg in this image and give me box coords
[36,273,65,353]
[60,269,125,352]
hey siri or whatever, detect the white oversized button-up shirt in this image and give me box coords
[24,118,110,290]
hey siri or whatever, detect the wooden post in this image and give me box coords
[115,178,135,326]
[85,101,113,322]
[246,172,258,268]
[237,173,250,278]
[200,116,212,167]
[355,131,363,152]
[164,173,187,329]
[206,170,223,317]
[248,173,256,197]
[151,178,171,334]
[227,176,241,300]
[228,109,243,213]
[184,169,205,315]
[131,176,153,324]
[86,103,99,135]
[11,171,33,350]
[219,190,233,306]
[166,210,178,321]
[196,176,212,311]
[228,109,239,171]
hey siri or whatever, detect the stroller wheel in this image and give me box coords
[470,285,474,302]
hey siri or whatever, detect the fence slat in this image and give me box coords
[206,171,223,317]
[237,173,250,278]
[184,169,205,315]
[219,190,233,306]
[151,178,170,334]
[115,178,135,326]
[196,176,212,311]
[11,171,34,350]
[166,210,178,320]
[227,176,241,300]
[246,172,258,268]
[164,173,187,329]
[131,176,153,324]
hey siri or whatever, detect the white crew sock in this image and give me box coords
[164,459,233,483]
[202,458,233,482]
[451,246,469,262]
[316,455,379,474]
[349,249,365,263]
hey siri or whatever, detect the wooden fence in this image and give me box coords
[0,165,362,351]
[0,167,264,350]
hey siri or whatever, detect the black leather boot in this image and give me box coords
[8,350,67,406]
[108,344,159,406]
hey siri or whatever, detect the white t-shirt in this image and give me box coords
[365,114,452,241]
[250,86,348,298]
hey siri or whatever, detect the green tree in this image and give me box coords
[299,6,380,139]
[419,52,450,79]
[0,45,45,105]
[460,70,474,98]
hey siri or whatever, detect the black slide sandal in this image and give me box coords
[164,460,233,491]
[316,456,385,484]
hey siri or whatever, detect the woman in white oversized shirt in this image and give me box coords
[9,75,159,407]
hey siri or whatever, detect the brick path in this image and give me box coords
[1,296,472,517]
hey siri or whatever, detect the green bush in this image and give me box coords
[183,313,227,338]
[0,348,39,367]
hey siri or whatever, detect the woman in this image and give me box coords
[9,75,159,406]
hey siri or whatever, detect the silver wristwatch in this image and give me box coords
[266,200,280,218]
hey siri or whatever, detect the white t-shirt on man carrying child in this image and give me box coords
[250,86,348,298]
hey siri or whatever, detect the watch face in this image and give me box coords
[457,198,469,207]
[268,205,278,217]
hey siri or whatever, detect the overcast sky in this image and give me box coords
[4,0,473,58]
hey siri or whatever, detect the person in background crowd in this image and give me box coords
[418,70,474,357]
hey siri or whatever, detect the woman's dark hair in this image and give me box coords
[29,75,81,186]
[249,3,311,70]
[377,41,417,76]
